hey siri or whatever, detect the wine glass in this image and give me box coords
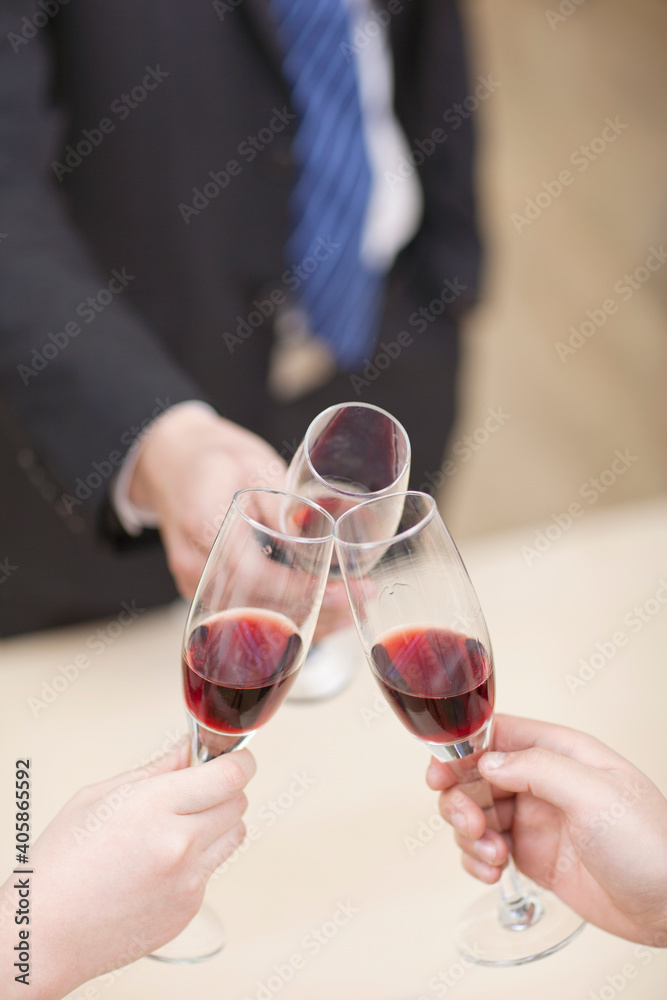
[284,401,411,700]
[285,401,411,534]
[333,491,585,966]
[151,488,334,963]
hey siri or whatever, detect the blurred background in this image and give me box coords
[441,0,667,537]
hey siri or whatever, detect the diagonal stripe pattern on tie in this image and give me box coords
[270,0,383,370]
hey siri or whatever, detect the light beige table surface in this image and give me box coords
[2,498,667,1000]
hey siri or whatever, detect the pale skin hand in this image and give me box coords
[427,714,667,947]
[0,745,256,1000]
[129,405,287,599]
[128,404,350,638]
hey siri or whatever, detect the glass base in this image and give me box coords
[456,886,586,966]
[188,714,255,763]
[148,905,226,964]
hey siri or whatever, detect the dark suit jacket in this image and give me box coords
[0,0,480,635]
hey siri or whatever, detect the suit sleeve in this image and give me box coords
[0,2,205,538]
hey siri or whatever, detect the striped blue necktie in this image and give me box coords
[270,0,383,370]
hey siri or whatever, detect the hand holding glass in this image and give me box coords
[334,492,584,965]
[152,488,333,963]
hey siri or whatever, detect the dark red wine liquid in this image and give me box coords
[308,406,401,493]
[371,626,494,743]
[292,493,357,530]
[183,609,302,735]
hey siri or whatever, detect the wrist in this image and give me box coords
[0,880,69,1000]
[129,403,220,514]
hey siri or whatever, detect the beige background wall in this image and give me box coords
[442,0,667,537]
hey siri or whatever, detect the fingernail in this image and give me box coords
[450,812,468,835]
[481,752,506,770]
[473,839,496,863]
[470,858,498,882]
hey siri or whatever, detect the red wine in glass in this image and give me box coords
[306,404,403,494]
[291,486,368,536]
[284,403,411,590]
[183,608,303,736]
[371,626,495,744]
[335,491,585,965]
[161,487,332,965]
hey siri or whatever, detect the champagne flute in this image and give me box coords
[285,401,411,536]
[334,491,585,966]
[151,488,334,963]
[284,401,411,700]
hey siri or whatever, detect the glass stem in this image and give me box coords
[497,857,542,929]
[188,713,253,763]
[449,757,543,931]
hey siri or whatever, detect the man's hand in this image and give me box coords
[427,714,667,946]
[129,406,286,598]
[0,744,256,999]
